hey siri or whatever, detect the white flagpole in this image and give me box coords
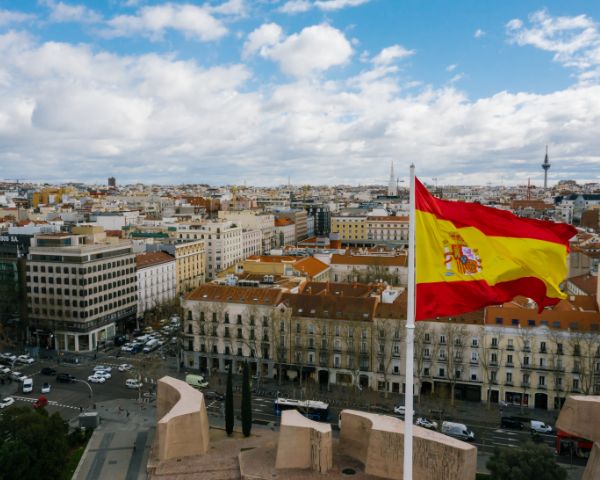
[403,164,416,480]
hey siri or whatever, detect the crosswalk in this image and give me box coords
[12,395,81,411]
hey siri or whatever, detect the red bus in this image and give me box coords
[555,429,593,458]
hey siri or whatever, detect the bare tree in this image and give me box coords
[547,328,567,409]
[442,322,468,407]
[569,330,600,395]
[516,326,535,413]
[374,317,402,398]
[271,306,292,386]
[478,326,503,409]
[197,301,226,377]
[413,322,429,405]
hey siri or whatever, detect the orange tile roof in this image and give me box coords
[367,216,409,222]
[246,255,297,263]
[301,282,379,298]
[275,218,294,227]
[186,284,283,305]
[135,251,175,268]
[567,274,598,296]
[293,257,329,278]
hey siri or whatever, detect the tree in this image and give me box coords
[478,326,503,409]
[442,322,468,406]
[271,306,292,386]
[241,362,252,437]
[486,442,566,480]
[413,322,430,405]
[0,407,69,480]
[225,364,234,436]
[374,317,402,398]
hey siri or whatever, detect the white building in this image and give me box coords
[218,210,275,253]
[242,228,262,258]
[135,251,177,316]
[91,211,142,231]
[194,220,243,280]
[274,218,296,246]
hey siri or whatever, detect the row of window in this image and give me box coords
[29,296,135,319]
[30,282,136,296]
[28,270,134,285]
[28,258,134,274]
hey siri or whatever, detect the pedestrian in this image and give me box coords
[126,410,130,417]
[79,406,83,413]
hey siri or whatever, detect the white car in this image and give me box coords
[10,371,26,381]
[1,353,16,362]
[126,379,143,389]
[416,417,438,430]
[93,370,112,379]
[118,363,133,372]
[394,405,406,416]
[88,375,106,384]
[0,397,15,409]
[530,420,553,434]
[41,382,51,394]
[17,355,34,364]
[0,366,10,375]
[93,365,112,373]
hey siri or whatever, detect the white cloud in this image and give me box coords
[103,3,227,41]
[257,24,353,77]
[474,28,485,38]
[372,44,414,66]
[41,1,102,24]
[243,23,283,58]
[208,0,247,17]
[280,0,370,14]
[446,63,457,72]
[507,9,600,82]
[1,28,600,185]
[0,9,35,26]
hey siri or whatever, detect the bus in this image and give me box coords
[273,397,330,422]
[555,429,592,458]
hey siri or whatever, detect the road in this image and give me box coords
[0,355,589,470]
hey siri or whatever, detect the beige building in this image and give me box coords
[148,239,206,295]
[135,251,177,316]
[218,210,275,253]
[329,249,408,286]
[366,216,409,247]
[330,215,367,243]
[26,231,137,352]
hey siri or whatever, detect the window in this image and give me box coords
[573,378,580,390]
[507,339,514,350]
[471,352,478,362]
[438,368,445,377]
[491,371,497,382]
[495,317,503,324]
[471,338,478,347]
[540,341,546,353]
[557,343,563,355]
[439,335,446,345]
[538,375,545,386]
[507,354,513,365]
[524,356,529,366]
[491,353,498,364]
[506,372,513,383]
[491,337,498,347]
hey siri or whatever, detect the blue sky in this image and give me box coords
[1,0,600,186]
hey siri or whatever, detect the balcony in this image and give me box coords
[521,381,530,388]
[506,362,514,368]
[506,345,514,351]
[523,347,531,353]
[505,381,513,386]
[537,384,547,390]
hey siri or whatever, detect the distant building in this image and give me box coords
[108,176,116,188]
[148,238,206,294]
[306,206,331,237]
[275,210,308,242]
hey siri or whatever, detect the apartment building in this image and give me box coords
[274,217,296,246]
[182,285,283,377]
[26,232,137,352]
[135,251,176,316]
[329,250,408,286]
[218,211,275,253]
[331,215,367,244]
[149,238,206,294]
[366,216,409,247]
[275,210,308,242]
[242,228,262,258]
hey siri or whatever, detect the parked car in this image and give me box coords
[203,391,225,401]
[441,421,475,441]
[0,366,10,375]
[93,370,111,380]
[530,420,553,434]
[41,367,57,376]
[118,363,133,372]
[416,417,438,430]
[88,375,106,384]
[93,365,112,373]
[394,405,405,416]
[17,355,34,364]
[41,382,51,394]
[33,396,48,409]
[0,397,15,409]
[56,373,76,383]
[126,379,143,389]
[1,353,16,362]
[501,416,524,430]
[10,371,26,381]
[185,374,209,389]
[22,378,33,394]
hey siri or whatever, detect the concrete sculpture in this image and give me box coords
[275,409,333,473]
[556,395,600,480]
[155,376,210,462]
[339,409,477,480]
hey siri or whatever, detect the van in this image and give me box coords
[22,377,33,394]
[530,420,552,434]
[126,378,143,389]
[185,374,209,389]
[143,339,159,353]
[441,421,475,441]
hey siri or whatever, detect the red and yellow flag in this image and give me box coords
[415,178,577,320]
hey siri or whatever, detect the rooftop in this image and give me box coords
[135,251,175,269]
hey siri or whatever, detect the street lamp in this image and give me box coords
[75,379,94,408]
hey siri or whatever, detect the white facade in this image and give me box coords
[242,229,262,258]
[218,211,275,253]
[136,258,177,315]
[275,223,296,246]
[197,220,243,279]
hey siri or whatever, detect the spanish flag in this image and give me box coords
[415,178,577,320]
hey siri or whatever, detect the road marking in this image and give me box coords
[12,395,81,410]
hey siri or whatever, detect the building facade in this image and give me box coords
[149,239,206,295]
[366,216,409,247]
[26,233,137,352]
[136,251,177,317]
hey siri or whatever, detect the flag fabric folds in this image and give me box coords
[415,178,577,320]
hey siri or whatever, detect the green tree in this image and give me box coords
[0,406,69,480]
[225,364,234,436]
[241,362,252,437]
[486,442,566,480]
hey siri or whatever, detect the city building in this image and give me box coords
[306,206,331,237]
[329,249,408,286]
[26,231,137,352]
[148,238,206,294]
[330,215,367,244]
[218,210,275,253]
[366,216,409,247]
[136,251,177,317]
[274,217,296,246]
[275,210,308,242]
[0,234,30,341]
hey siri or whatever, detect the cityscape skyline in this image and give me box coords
[1,1,600,186]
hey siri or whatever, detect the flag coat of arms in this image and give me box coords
[415,178,577,320]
